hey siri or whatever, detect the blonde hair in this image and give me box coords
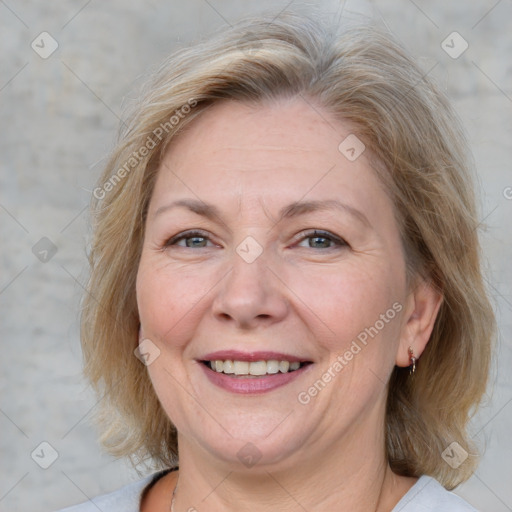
[82,11,495,488]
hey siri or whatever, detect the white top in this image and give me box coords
[56,474,478,511]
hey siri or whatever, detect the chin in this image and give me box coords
[191,422,309,471]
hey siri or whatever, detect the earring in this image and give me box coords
[408,347,416,375]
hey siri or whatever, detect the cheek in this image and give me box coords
[136,258,214,345]
[288,261,403,353]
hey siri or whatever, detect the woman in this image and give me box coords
[60,11,495,512]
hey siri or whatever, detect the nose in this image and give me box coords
[211,251,289,330]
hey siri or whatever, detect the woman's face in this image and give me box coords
[136,97,410,469]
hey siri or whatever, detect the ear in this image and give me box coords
[396,278,443,367]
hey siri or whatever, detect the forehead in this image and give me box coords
[150,97,391,222]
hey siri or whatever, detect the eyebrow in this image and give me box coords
[153,198,371,228]
[278,199,371,228]
[154,199,221,221]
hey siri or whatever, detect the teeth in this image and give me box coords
[266,360,279,374]
[234,361,249,375]
[278,361,289,373]
[223,360,235,374]
[207,359,305,376]
[249,361,267,376]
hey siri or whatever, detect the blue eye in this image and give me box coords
[166,230,213,248]
[297,230,346,249]
[165,230,346,250]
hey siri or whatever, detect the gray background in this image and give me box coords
[1,1,511,510]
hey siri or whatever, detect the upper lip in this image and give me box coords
[199,350,311,363]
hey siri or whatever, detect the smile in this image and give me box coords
[204,359,306,376]
[198,352,313,394]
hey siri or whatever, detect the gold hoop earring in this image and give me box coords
[408,346,416,375]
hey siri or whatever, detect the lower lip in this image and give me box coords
[199,363,311,394]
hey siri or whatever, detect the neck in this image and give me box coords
[172,413,413,512]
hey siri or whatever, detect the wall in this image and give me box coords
[1,1,510,510]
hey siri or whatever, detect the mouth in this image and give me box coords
[198,351,313,394]
[201,359,311,377]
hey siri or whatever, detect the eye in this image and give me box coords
[296,230,348,249]
[165,230,215,248]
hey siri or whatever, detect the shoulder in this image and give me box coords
[54,475,154,512]
[393,475,478,512]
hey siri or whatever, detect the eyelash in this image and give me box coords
[295,229,348,249]
[164,229,348,250]
[164,230,214,248]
